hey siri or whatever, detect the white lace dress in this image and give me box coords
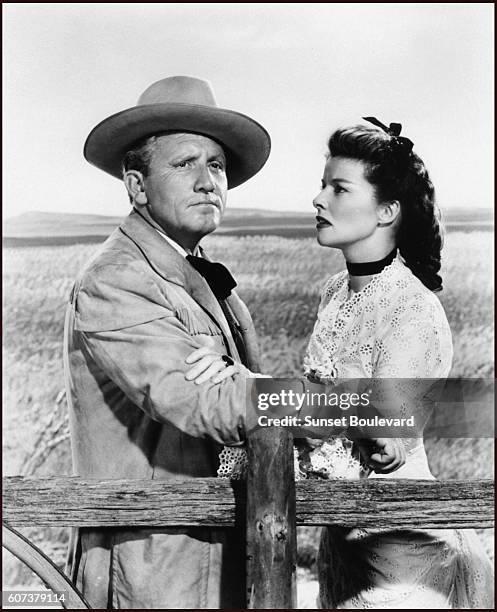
[303,257,494,609]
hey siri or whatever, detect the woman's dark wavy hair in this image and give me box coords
[328,125,443,291]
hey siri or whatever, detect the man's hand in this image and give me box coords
[185,344,252,385]
[355,437,406,474]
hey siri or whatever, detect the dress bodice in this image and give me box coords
[303,257,453,381]
[300,256,453,479]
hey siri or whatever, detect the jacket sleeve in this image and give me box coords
[73,261,250,445]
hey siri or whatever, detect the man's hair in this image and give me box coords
[122,135,162,204]
[122,134,159,178]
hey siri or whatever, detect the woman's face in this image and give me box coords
[313,156,381,250]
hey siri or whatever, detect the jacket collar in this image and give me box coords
[119,208,192,286]
[118,208,238,354]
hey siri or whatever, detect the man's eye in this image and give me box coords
[210,161,225,171]
[176,160,191,168]
[334,185,346,194]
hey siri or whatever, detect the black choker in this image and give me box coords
[346,248,397,276]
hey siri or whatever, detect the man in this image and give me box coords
[65,75,404,609]
[64,75,270,609]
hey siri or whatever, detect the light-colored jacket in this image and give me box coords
[64,208,260,609]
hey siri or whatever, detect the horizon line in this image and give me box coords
[4,204,495,222]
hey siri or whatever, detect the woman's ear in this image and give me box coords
[377,200,401,227]
[123,170,148,206]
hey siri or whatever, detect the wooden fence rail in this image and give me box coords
[3,476,494,529]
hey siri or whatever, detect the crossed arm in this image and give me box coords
[184,343,406,474]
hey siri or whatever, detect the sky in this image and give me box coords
[3,3,494,220]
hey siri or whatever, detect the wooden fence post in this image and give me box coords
[246,428,297,608]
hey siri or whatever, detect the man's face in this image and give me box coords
[142,133,228,249]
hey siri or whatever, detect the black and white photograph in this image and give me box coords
[3,3,494,609]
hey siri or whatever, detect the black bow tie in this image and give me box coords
[186,255,237,300]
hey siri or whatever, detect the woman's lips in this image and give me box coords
[316,216,332,228]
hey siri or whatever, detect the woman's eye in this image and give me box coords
[334,185,346,194]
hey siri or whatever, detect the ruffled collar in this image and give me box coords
[332,255,403,310]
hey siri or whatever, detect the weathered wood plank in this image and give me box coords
[2,477,494,529]
[2,477,238,527]
[246,429,296,609]
[296,479,495,528]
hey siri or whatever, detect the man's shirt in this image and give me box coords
[154,227,201,257]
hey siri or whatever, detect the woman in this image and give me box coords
[186,118,494,608]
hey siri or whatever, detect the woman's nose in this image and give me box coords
[313,194,325,211]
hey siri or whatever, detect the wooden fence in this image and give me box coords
[2,429,494,609]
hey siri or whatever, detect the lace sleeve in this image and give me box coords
[374,293,453,379]
[370,294,453,432]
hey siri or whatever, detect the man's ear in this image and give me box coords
[377,200,401,228]
[123,170,148,206]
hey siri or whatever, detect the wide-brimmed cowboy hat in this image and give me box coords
[84,75,271,189]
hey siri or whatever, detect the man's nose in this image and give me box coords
[194,165,215,192]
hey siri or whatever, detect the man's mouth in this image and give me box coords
[192,200,220,209]
[316,215,332,228]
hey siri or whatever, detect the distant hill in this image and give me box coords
[3,207,493,247]
[3,208,309,236]
[3,211,125,237]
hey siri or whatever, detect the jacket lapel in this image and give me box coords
[119,210,238,356]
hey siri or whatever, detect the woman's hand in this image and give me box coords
[185,344,251,385]
[356,437,406,474]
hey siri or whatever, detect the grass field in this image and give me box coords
[2,230,494,588]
